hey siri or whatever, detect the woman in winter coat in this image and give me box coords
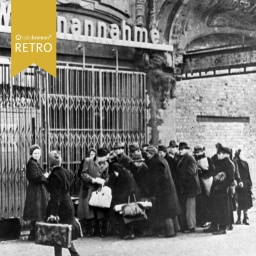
[23,144,49,240]
[46,151,81,256]
[78,148,109,238]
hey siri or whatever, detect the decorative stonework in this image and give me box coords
[139,51,176,144]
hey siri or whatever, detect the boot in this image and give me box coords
[123,224,135,240]
[69,242,80,256]
[243,211,249,225]
[98,219,105,238]
[54,246,62,256]
[87,219,96,237]
[235,210,241,224]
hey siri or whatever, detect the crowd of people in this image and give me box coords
[22,140,254,255]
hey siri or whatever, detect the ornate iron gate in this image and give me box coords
[0,61,147,219]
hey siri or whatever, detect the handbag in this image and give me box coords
[121,194,147,219]
[89,185,112,208]
[35,221,72,248]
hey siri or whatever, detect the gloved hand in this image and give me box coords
[47,215,60,223]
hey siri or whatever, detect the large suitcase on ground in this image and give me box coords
[35,222,72,248]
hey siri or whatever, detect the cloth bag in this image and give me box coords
[35,222,72,248]
[89,185,112,208]
[201,176,213,196]
[121,194,147,219]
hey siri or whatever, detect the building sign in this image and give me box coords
[0,1,173,52]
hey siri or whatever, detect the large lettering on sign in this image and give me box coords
[0,2,172,52]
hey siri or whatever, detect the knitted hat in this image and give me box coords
[158,145,167,153]
[129,142,140,153]
[193,144,205,153]
[132,153,145,162]
[29,144,41,155]
[146,145,158,155]
[49,150,62,167]
[97,148,109,157]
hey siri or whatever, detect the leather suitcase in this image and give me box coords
[35,222,72,248]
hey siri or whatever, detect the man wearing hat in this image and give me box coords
[129,142,141,157]
[146,146,180,238]
[211,143,222,166]
[193,145,215,228]
[208,146,235,235]
[78,148,109,238]
[176,142,201,233]
[113,142,132,170]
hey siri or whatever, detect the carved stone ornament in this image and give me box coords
[57,0,92,8]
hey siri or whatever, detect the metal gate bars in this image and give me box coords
[0,62,147,219]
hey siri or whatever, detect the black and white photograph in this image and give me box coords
[1,0,256,255]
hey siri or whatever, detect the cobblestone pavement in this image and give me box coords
[1,207,256,256]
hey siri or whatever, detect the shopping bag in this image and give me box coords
[202,176,213,196]
[35,222,72,248]
[89,186,112,208]
[121,194,147,219]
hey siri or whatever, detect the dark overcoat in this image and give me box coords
[130,162,153,198]
[108,166,141,207]
[77,158,109,219]
[117,153,132,170]
[210,158,235,226]
[147,154,180,219]
[45,166,80,240]
[164,154,179,189]
[23,158,49,221]
[234,159,253,210]
[176,153,201,197]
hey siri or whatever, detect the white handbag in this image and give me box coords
[89,186,112,208]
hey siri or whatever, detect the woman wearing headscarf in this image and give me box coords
[46,151,81,256]
[23,144,49,241]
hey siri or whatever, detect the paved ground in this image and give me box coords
[1,206,256,256]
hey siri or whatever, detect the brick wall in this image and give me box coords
[160,73,256,190]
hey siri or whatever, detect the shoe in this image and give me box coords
[235,220,241,224]
[123,233,135,240]
[243,219,249,225]
[99,230,105,238]
[213,230,226,235]
[202,222,211,228]
[203,227,216,233]
[227,225,233,231]
[183,228,195,233]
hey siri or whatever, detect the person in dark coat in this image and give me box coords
[108,163,141,239]
[166,140,180,189]
[209,146,235,235]
[211,143,222,166]
[193,145,215,228]
[233,149,253,225]
[176,142,201,233]
[146,145,180,238]
[46,151,81,256]
[113,142,132,170]
[130,153,152,199]
[23,144,49,241]
[78,148,109,238]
